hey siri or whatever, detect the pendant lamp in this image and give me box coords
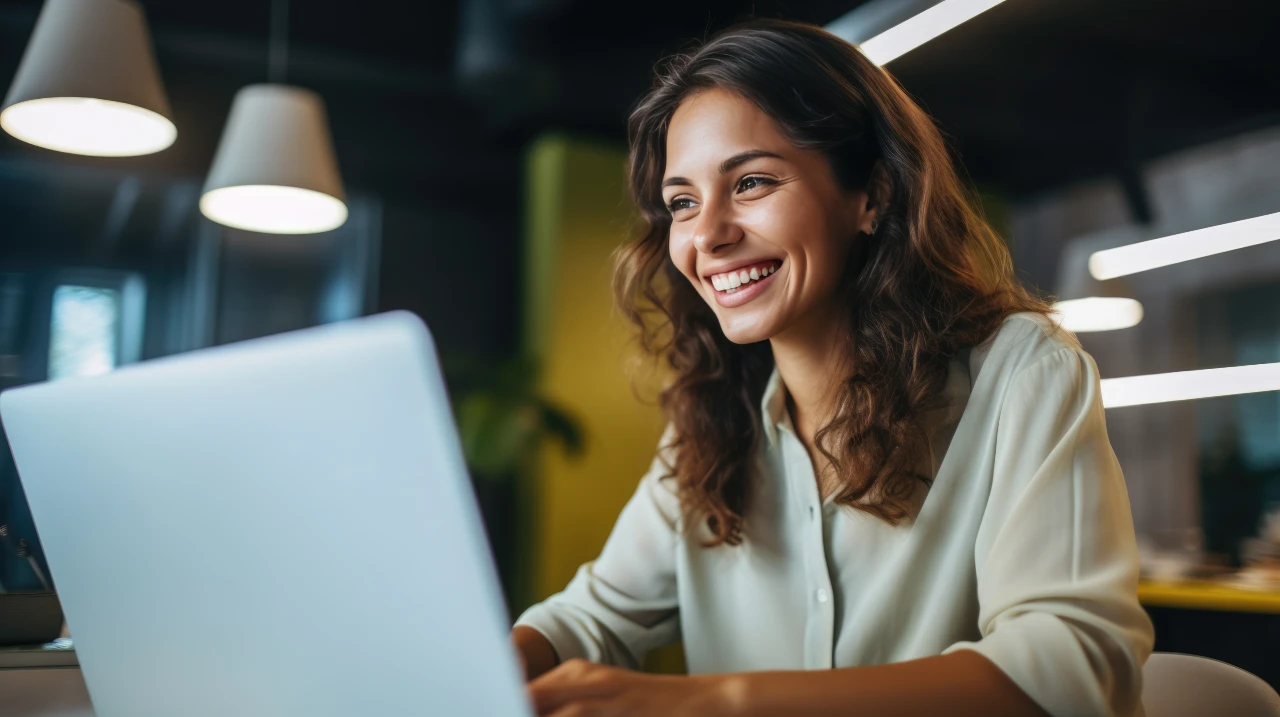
[1,0,176,157]
[199,0,347,234]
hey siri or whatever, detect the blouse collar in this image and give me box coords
[760,367,789,448]
[759,356,973,454]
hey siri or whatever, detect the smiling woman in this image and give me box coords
[512,18,1154,717]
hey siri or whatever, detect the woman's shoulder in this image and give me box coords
[968,311,1087,386]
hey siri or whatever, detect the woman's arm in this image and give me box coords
[528,651,1045,716]
[939,347,1152,715]
[513,625,560,681]
[721,651,1046,717]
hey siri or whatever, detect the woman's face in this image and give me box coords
[662,87,876,345]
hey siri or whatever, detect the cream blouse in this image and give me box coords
[514,313,1155,716]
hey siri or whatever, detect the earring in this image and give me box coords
[869,219,879,236]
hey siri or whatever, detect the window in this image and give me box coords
[44,271,147,381]
[48,285,122,380]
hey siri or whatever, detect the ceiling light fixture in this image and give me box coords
[1052,297,1144,333]
[827,0,1009,66]
[1101,363,1280,409]
[1089,211,1280,280]
[200,0,347,235]
[1,0,175,157]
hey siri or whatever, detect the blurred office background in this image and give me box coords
[1,0,1278,683]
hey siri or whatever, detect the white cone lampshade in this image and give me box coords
[200,84,347,234]
[1,0,176,156]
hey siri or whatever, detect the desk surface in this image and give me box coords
[1138,579,1280,614]
[0,667,93,717]
[5,586,1278,717]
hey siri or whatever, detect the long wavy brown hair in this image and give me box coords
[615,19,1053,546]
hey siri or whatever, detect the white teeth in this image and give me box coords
[711,263,778,291]
[710,263,783,292]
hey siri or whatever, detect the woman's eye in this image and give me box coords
[666,198,694,214]
[737,175,774,193]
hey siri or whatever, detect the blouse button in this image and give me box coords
[816,588,830,604]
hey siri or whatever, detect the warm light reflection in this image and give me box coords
[860,0,1008,65]
[1089,212,1280,280]
[200,185,348,235]
[1051,297,1144,333]
[1101,363,1280,408]
[0,97,176,156]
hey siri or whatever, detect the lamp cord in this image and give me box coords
[269,0,289,83]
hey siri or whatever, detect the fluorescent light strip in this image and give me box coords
[1089,211,1280,280]
[860,0,1008,65]
[1101,363,1280,408]
[1052,297,1144,333]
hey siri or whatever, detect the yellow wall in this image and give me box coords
[523,134,666,598]
[521,135,683,671]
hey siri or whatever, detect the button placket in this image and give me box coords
[813,511,836,668]
[781,430,838,669]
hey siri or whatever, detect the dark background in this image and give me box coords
[2,0,1276,355]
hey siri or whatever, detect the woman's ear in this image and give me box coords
[855,161,892,235]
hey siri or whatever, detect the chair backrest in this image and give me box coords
[1143,652,1280,717]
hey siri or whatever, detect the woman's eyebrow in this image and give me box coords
[661,149,785,189]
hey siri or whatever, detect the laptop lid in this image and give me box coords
[0,311,532,717]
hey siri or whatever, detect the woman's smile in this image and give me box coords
[706,259,783,307]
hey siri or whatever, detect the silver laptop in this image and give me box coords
[0,311,533,717]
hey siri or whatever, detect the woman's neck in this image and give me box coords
[770,313,850,487]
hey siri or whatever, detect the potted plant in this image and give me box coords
[446,356,582,611]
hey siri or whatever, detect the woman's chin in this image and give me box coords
[716,312,780,345]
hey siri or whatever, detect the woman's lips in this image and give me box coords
[708,261,781,308]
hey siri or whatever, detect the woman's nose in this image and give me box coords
[692,201,742,254]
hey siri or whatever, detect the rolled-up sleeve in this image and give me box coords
[512,430,682,669]
[942,347,1155,716]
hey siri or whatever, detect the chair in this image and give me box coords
[1142,652,1280,717]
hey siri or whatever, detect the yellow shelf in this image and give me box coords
[1138,580,1280,614]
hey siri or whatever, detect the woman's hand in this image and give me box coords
[528,658,743,717]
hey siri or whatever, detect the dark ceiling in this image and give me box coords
[0,0,1276,357]
[889,0,1280,207]
[1,0,1278,205]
